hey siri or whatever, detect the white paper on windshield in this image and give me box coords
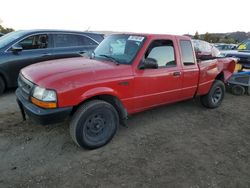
[128,36,144,42]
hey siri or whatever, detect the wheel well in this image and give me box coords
[215,72,224,82]
[71,94,128,122]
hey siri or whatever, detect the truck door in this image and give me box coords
[179,40,199,99]
[133,38,183,112]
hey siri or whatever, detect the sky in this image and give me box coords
[1,0,250,35]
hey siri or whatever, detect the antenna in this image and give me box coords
[86,26,91,31]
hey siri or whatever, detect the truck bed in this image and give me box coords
[197,58,236,96]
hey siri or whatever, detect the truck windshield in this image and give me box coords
[237,39,250,51]
[94,34,146,64]
[0,30,26,49]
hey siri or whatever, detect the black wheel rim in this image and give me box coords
[212,87,222,104]
[83,110,115,144]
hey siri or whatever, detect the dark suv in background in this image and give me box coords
[221,39,250,70]
[0,29,104,94]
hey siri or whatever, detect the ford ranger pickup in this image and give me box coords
[16,34,236,149]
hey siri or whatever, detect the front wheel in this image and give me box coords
[201,80,225,109]
[70,100,119,149]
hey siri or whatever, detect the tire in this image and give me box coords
[0,76,5,95]
[247,87,250,96]
[70,100,119,149]
[231,85,245,96]
[201,80,225,109]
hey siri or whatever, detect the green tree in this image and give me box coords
[204,32,212,42]
[194,31,199,39]
[220,36,235,44]
[0,24,14,34]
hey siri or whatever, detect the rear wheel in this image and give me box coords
[201,80,225,109]
[231,85,245,96]
[70,100,119,149]
[0,76,5,95]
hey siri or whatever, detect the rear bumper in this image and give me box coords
[16,88,72,125]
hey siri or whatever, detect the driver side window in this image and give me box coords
[18,34,48,50]
[145,40,176,67]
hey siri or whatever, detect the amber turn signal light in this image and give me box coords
[31,97,57,109]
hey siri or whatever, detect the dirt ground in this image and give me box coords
[0,90,249,188]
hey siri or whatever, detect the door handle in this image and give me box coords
[173,71,181,76]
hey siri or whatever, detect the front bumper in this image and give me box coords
[16,88,72,125]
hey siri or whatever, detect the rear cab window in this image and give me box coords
[180,40,195,66]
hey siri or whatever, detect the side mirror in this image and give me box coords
[140,58,158,69]
[11,44,23,53]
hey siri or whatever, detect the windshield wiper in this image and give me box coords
[98,54,120,65]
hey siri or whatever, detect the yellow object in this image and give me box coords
[238,44,247,50]
[31,97,57,109]
[234,63,243,72]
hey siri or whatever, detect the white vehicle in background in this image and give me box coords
[192,39,221,59]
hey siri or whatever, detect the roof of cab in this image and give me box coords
[110,32,191,40]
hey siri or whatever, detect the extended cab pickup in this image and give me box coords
[16,34,236,149]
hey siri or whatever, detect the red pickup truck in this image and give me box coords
[16,34,236,149]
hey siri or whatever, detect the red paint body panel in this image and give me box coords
[21,34,236,115]
[196,58,236,95]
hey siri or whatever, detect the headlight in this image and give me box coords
[33,86,57,102]
[31,86,57,108]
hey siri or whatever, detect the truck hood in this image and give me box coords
[21,57,133,90]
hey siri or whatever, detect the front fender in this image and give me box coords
[79,87,119,102]
[74,87,128,122]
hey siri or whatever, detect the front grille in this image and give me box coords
[18,75,34,100]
